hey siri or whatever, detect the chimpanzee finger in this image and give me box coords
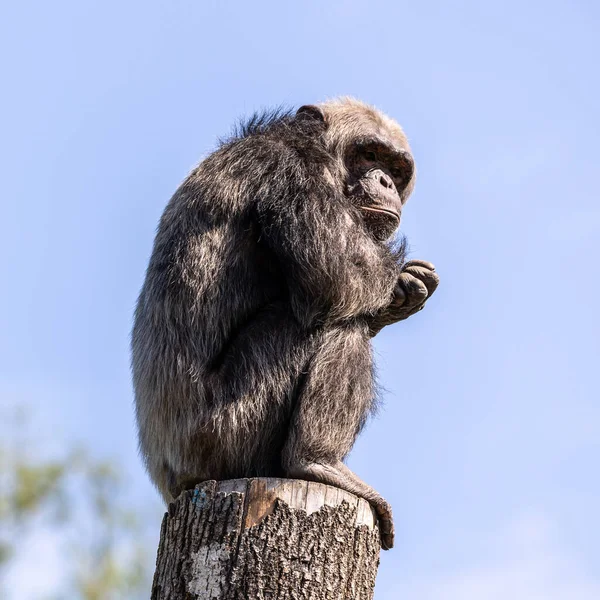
[397,272,428,309]
[403,265,439,297]
[403,259,436,271]
[390,282,407,307]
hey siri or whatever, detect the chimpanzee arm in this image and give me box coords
[253,140,401,326]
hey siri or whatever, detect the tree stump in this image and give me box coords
[151,478,382,600]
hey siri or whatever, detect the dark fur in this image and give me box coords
[132,99,435,549]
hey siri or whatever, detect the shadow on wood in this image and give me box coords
[151,478,382,599]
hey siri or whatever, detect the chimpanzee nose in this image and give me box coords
[379,173,394,189]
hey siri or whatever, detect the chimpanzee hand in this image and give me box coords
[367,260,439,336]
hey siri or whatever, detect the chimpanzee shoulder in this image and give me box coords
[219,108,329,166]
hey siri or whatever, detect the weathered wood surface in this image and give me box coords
[151,478,382,600]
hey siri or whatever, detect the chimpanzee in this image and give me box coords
[131,98,439,549]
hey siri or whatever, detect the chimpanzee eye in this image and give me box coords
[364,150,377,162]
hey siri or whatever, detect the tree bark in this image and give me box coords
[151,478,381,600]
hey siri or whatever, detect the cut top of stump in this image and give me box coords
[190,477,378,531]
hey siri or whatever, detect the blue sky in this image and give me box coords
[1,0,599,597]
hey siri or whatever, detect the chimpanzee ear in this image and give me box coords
[296,105,325,122]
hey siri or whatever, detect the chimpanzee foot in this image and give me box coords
[166,468,204,501]
[285,459,395,549]
[377,509,395,551]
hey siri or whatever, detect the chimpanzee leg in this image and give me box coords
[165,302,313,498]
[281,323,395,549]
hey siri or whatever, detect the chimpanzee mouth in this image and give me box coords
[360,205,400,222]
